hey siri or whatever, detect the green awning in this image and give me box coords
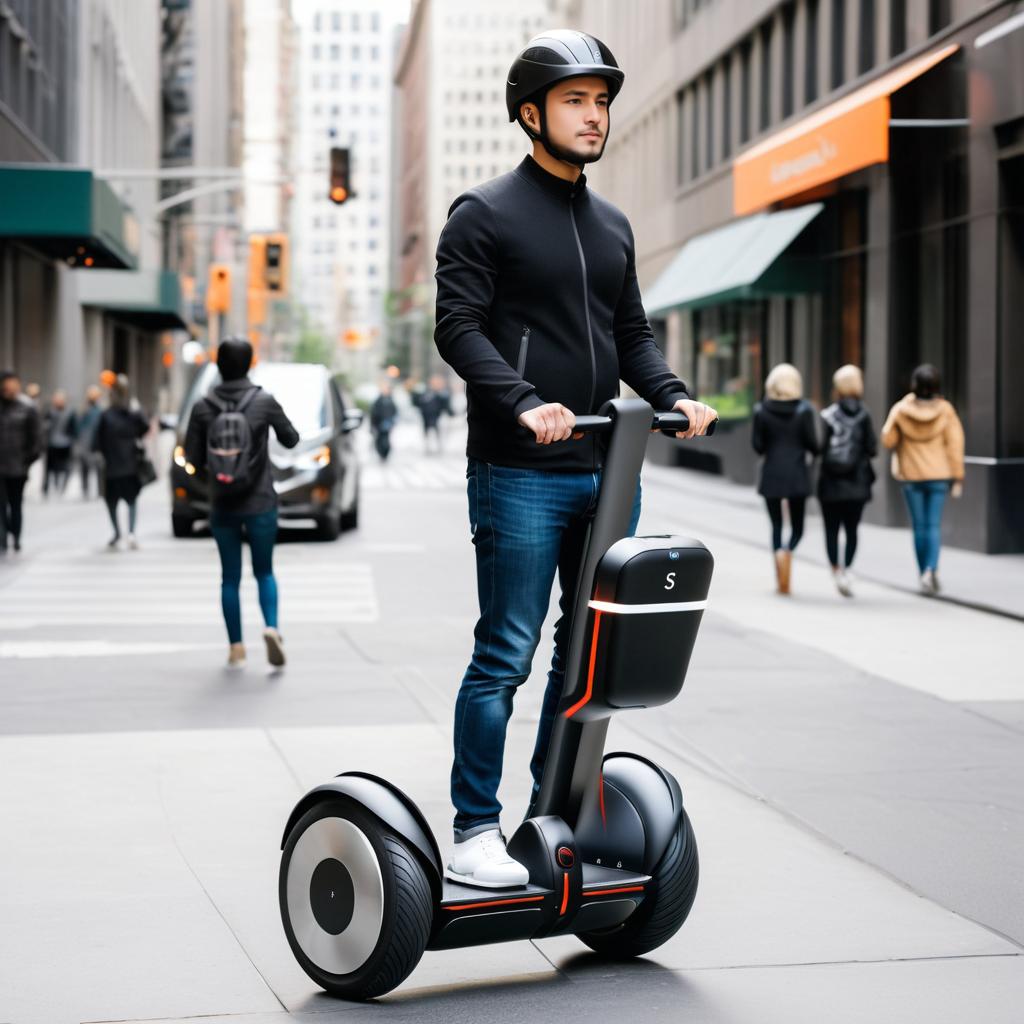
[78,270,188,330]
[0,164,139,269]
[644,202,823,316]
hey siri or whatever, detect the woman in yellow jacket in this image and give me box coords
[881,364,965,594]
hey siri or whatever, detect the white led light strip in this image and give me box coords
[588,599,708,615]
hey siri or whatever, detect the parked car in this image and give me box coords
[168,361,362,541]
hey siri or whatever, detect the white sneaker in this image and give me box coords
[127,534,139,551]
[263,627,285,667]
[920,569,935,595]
[835,570,853,598]
[445,828,530,889]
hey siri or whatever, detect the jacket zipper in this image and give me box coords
[568,199,597,415]
[516,325,531,377]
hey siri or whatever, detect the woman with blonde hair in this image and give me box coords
[881,364,964,594]
[752,363,820,593]
[818,365,876,596]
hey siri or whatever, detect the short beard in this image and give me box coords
[541,133,608,166]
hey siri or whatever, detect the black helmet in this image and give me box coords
[506,29,624,124]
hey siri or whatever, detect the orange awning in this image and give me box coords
[733,44,959,216]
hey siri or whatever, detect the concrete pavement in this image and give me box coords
[0,427,1021,1023]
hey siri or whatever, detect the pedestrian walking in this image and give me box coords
[818,365,876,597]
[752,363,820,594]
[369,383,397,462]
[43,389,76,496]
[184,337,300,669]
[881,364,965,594]
[413,374,453,453]
[433,30,716,886]
[94,376,149,551]
[0,371,43,554]
[75,385,104,499]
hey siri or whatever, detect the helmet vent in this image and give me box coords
[521,45,569,65]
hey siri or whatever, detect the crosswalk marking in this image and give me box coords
[360,459,467,491]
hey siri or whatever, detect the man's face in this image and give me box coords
[52,391,66,409]
[86,386,102,403]
[527,76,610,164]
[1,376,19,401]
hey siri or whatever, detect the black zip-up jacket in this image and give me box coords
[0,396,42,477]
[184,378,300,515]
[434,156,690,471]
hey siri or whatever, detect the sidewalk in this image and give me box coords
[644,462,1024,622]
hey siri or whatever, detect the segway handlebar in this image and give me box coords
[569,411,717,437]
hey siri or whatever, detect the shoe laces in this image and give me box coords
[479,829,510,861]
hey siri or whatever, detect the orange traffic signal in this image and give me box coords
[329,147,352,205]
[265,233,288,292]
[206,264,232,315]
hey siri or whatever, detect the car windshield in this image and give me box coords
[179,362,328,439]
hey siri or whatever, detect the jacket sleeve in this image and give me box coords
[134,411,149,439]
[880,406,900,449]
[751,407,766,454]
[27,406,43,464]
[434,192,543,421]
[614,225,690,410]
[184,404,208,470]
[268,395,300,449]
[801,403,821,454]
[862,412,878,458]
[92,414,104,455]
[944,405,965,481]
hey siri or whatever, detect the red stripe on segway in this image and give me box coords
[563,610,603,719]
[583,885,645,897]
[559,871,570,915]
[443,895,545,912]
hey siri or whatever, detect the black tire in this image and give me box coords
[340,482,359,531]
[280,800,433,1001]
[171,513,194,538]
[316,511,342,541]
[578,808,698,959]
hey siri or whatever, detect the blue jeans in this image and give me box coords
[210,507,279,644]
[902,481,949,573]
[452,460,642,834]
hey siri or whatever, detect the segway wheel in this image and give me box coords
[280,800,433,1000]
[578,808,698,959]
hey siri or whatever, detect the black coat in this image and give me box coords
[435,156,689,470]
[752,398,820,499]
[94,407,149,479]
[818,398,877,503]
[184,378,300,516]
[0,396,42,477]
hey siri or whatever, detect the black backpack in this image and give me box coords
[204,387,260,496]
[822,405,865,476]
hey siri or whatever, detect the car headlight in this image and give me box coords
[296,445,331,470]
[175,446,197,475]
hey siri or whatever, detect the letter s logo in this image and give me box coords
[664,572,676,591]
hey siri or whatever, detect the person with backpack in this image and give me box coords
[752,363,820,595]
[94,375,149,550]
[184,338,300,668]
[818,365,876,597]
[881,364,965,594]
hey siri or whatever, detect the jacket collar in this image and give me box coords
[515,155,588,200]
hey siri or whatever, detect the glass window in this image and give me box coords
[722,56,732,158]
[890,0,907,56]
[331,12,340,31]
[759,21,772,131]
[690,85,700,178]
[929,0,951,34]
[858,0,875,75]
[830,0,845,89]
[782,4,795,118]
[704,71,714,170]
[330,44,339,60]
[739,39,752,143]
[313,44,321,60]
[352,12,361,31]
[805,0,819,104]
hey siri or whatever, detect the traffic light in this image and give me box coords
[265,233,289,292]
[206,264,232,315]
[329,147,352,204]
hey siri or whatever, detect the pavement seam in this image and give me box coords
[155,776,290,1014]
[616,716,1024,955]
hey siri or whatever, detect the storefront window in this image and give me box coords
[691,301,765,421]
[998,153,1024,457]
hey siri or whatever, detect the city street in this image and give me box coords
[1,424,1021,1024]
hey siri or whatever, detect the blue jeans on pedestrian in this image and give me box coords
[902,480,949,573]
[210,507,279,644]
[451,460,642,835]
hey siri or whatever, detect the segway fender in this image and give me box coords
[575,752,684,875]
[281,772,443,897]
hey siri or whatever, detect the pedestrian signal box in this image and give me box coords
[329,147,352,204]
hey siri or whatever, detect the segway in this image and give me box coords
[279,398,714,999]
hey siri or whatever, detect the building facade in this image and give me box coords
[564,0,1024,553]
[390,0,549,380]
[292,0,406,378]
[0,0,177,415]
